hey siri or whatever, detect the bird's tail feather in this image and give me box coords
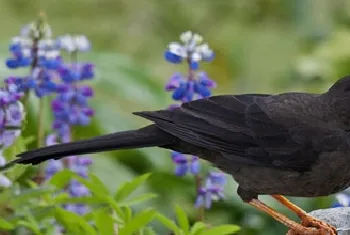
[0,125,176,171]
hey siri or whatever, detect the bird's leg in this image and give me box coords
[271,195,337,235]
[248,199,336,235]
[271,195,307,218]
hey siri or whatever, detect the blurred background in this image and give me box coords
[1,0,350,234]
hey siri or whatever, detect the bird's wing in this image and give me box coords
[134,94,327,172]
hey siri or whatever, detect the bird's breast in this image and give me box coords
[230,149,350,197]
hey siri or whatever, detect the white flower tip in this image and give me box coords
[180,31,193,43]
[191,52,202,62]
[193,33,203,43]
[74,35,91,51]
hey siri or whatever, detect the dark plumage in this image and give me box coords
[5,75,350,234]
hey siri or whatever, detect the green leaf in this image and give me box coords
[0,218,15,230]
[94,208,115,235]
[189,222,207,235]
[53,194,104,205]
[119,193,158,207]
[88,172,110,195]
[54,207,97,235]
[118,209,156,235]
[48,170,109,198]
[196,225,240,235]
[47,169,74,189]
[154,213,182,235]
[122,206,133,223]
[9,187,53,207]
[143,227,157,235]
[175,205,190,234]
[16,220,43,235]
[114,173,152,202]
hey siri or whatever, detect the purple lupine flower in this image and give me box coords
[57,63,95,83]
[0,83,24,149]
[164,31,214,70]
[195,172,226,209]
[45,134,65,179]
[44,34,95,216]
[165,71,216,102]
[0,82,24,188]
[165,32,217,176]
[37,39,62,70]
[51,84,95,136]
[6,37,32,69]
[64,156,92,215]
[6,21,53,70]
[171,151,200,176]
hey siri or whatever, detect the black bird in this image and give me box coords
[5,76,350,235]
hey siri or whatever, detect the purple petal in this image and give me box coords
[82,107,95,117]
[194,83,211,98]
[190,156,200,175]
[204,191,212,208]
[189,61,199,70]
[1,130,21,148]
[172,83,187,100]
[45,160,63,176]
[194,195,204,208]
[75,204,89,215]
[79,86,94,97]
[46,133,58,146]
[69,184,89,197]
[164,51,183,64]
[78,157,93,166]
[51,99,65,112]
[208,171,226,186]
[175,163,188,177]
[165,73,183,91]
[78,113,90,126]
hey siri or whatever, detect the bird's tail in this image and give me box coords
[0,125,176,171]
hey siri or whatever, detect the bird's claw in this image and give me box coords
[301,216,337,235]
[287,216,337,235]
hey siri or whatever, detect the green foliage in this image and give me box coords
[0,169,240,234]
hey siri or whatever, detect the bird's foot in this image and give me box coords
[287,215,337,235]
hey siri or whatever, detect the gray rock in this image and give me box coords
[309,207,350,235]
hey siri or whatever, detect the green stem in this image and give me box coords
[32,98,46,184]
[37,98,45,148]
[195,175,205,221]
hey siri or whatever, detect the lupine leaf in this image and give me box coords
[118,209,156,235]
[54,207,97,235]
[155,212,182,235]
[119,193,158,207]
[94,208,115,235]
[114,173,152,202]
[189,222,207,235]
[0,218,14,230]
[175,205,190,234]
[196,225,240,235]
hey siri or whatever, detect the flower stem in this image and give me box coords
[37,98,45,148]
[32,97,46,185]
[195,175,205,221]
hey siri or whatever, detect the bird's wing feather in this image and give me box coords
[134,94,324,172]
